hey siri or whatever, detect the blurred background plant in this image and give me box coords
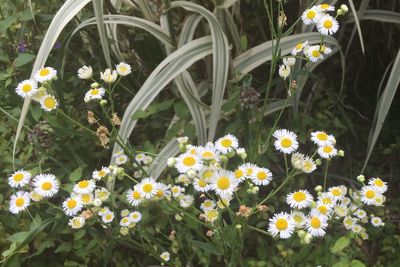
[0,0,399,266]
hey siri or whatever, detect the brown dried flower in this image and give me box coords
[112,113,121,126]
[236,205,252,218]
[257,205,269,212]
[96,126,109,148]
[87,110,97,125]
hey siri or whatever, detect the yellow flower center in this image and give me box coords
[44,97,56,109]
[13,173,24,182]
[323,20,333,29]
[295,43,303,50]
[317,132,328,141]
[81,194,91,203]
[105,214,112,220]
[15,197,25,207]
[281,138,292,148]
[257,171,267,181]
[142,183,153,193]
[198,179,207,188]
[204,201,212,207]
[202,151,214,159]
[331,188,341,196]
[67,199,77,209]
[119,66,128,72]
[39,68,50,77]
[320,4,330,9]
[374,179,383,187]
[310,217,321,228]
[293,215,303,223]
[132,214,138,219]
[275,218,288,231]
[221,138,233,148]
[318,205,328,215]
[156,190,164,197]
[217,176,230,190]
[293,192,306,202]
[322,197,332,205]
[306,10,316,19]
[323,146,333,153]
[42,182,53,191]
[78,180,89,188]
[90,89,100,95]
[182,156,196,167]
[312,50,321,58]
[206,210,218,221]
[366,190,375,199]
[202,170,214,179]
[235,169,243,179]
[133,191,141,200]
[22,84,32,93]
[98,170,106,177]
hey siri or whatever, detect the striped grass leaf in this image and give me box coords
[348,0,365,54]
[170,1,230,142]
[149,138,180,178]
[92,0,112,68]
[362,49,400,172]
[133,0,158,22]
[108,36,213,189]
[346,10,400,24]
[13,0,92,169]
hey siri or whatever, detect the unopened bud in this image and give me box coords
[315,185,323,192]
[235,224,242,230]
[357,175,365,183]
[175,214,183,221]
[340,4,349,13]
[167,157,176,167]
[336,9,344,16]
[338,150,344,157]
[315,159,322,165]
[100,99,108,106]
[91,82,99,88]
[187,170,197,178]
[220,155,228,162]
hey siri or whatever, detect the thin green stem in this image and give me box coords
[323,160,329,190]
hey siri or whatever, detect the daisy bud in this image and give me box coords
[187,170,197,178]
[100,99,108,106]
[38,86,47,94]
[93,198,102,207]
[315,159,322,165]
[283,57,296,66]
[167,157,176,167]
[30,191,43,202]
[178,143,187,152]
[175,214,183,221]
[304,233,312,244]
[336,9,344,16]
[91,82,99,88]
[120,227,129,235]
[278,65,291,79]
[338,150,345,157]
[236,147,245,155]
[315,185,323,192]
[177,136,189,144]
[297,229,307,238]
[227,150,235,158]
[235,224,242,230]
[251,186,259,194]
[220,155,228,162]
[357,175,365,183]
[206,230,214,237]
[340,4,349,13]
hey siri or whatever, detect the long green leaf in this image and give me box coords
[149,138,180,178]
[13,0,92,170]
[170,1,230,142]
[348,0,365,54]
[93,0,112,68]
[362,49,400,172]
[108,36,213,190]
[346,10,400,24]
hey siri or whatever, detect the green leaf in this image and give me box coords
[351,260,366,267]
[7,232,29,243]
[190,240,223,256]
[331,236,350,254]
[14,54,36,68]
[55,242,72,253]
[70,167,83,182]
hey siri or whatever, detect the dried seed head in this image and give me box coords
[112,113,121,126]
[240,86,260,109]
[96,126,109,148]
[87,110,97,125]
[236,205,252,217]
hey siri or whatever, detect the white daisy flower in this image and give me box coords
[9,191,31,214]
[198,143,220,161]
[273,129,299,154]
[95,188,110,201]
[102,211,115,223]
[215,134,239,154]
[84,87,105,102]
[368,178,388,193]
[318,144,337,158]
[306,210,328,237]
[317,15,339,35]
[301,156,317,173]
[233,167,247,183]
[40,94,58,111]
[34,67,57,82]
[98,206,111,216]
[301,7,322,25]
[286,189,313,209]
[33,174,60,198]
[73,179,96,194]
[8,170,31,188]
[174,153,203,174]
[77,65,93,79]
[15,79,38,98]
[137,177,157,199]
[120,216,132,227]
[193,178,211,192]
[306,45,324,62]
[115,153,128,165]
[134,153,146,163]
[211,169,238,196]
[204,209,219,223]
[176,174,190,186]
[291,211,306,228]
[291,152,305,170]
[343,216,357,230]
[334,204,348,217]
[371,216,383,227]
[116,62,132,76]
[170,185,184,198]
[311,131,335,146]
[240,163,258,179]
[217,195,232,209]
[314,201,332,216]
[342,197,351,206]
[251,167,273,186]
[62,196,83,216]
[328,186,346,202]
[160,251,170,262]
[291,41,308,56]
[355,209,367,219]
[179,194,194,208]
[278,65,291,80]
[317,3,335,12]
[154,182,170,199]
[200,199,216,211]
[121,209,130,217]
[320,45,333,55]
[68,216,85,229]
[318,192,336,206]
[199,168,216,183]
[283,57,296,66]
[92,167,110,181]
[351,224,365,234]
[360,186,381,205]
[100,68,118,83]
[77,193,93,206]
[129,211,142,223]
[268,212,295,239]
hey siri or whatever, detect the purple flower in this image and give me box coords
[53,42,62,50]
[17,41,27,53]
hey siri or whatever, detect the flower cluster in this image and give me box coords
[7,170,60,214]
[15,67,58,111]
